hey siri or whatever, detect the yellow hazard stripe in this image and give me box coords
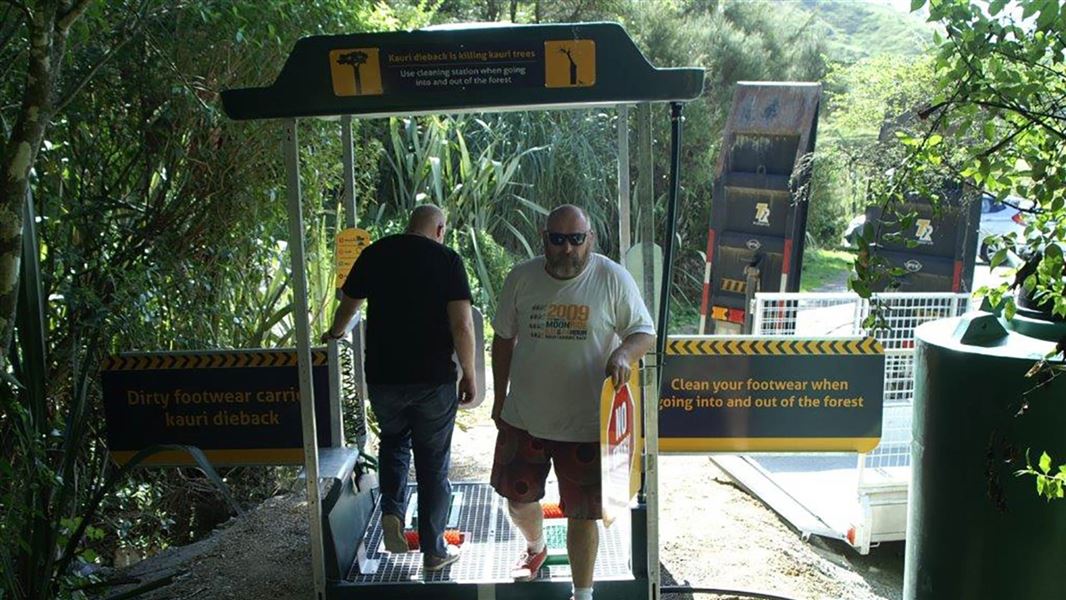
[659,437,881,453]
[721,278,747,293]
[665,337,884,356]
[101,350,329,371]
[110,448,306,467]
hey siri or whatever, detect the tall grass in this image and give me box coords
[374,110,623,310]
[381,115,546,311]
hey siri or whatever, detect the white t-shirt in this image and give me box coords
[493,253,655,442]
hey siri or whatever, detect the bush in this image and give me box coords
[456,227,517,315]
[807,147,852,248]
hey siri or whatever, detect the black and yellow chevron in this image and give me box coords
[666,337,883,356]
[101,350,329,371]
[660,437,880,453]
[720,278,747,293]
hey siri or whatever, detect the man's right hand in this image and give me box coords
[458,374,478,407]
[491,397,505,429]
[490,334,515,430]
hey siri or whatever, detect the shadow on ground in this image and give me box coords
[661,563,695,600]
[819,538,906,600]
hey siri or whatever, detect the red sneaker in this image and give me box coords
[511,546,548,581]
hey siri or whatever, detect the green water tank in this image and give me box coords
[905,308,1066,599]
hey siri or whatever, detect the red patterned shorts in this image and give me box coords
[490,421,602,520]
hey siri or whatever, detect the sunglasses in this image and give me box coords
[547,231,590,246]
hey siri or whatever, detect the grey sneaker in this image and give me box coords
[423,544,461,572]
[381,514,408,554]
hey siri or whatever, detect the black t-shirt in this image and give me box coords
[342,234,472,385]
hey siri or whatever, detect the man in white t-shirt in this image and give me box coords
[490,204,655,600]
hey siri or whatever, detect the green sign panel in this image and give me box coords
[221,22,704,120]
[101,349,334,466]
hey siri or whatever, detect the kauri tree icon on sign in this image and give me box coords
[337,50,369,95]
[560,47,579,86]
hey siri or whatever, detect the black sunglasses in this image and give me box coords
[547,231,590,246]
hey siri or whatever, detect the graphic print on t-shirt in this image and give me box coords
[530,303,591,340]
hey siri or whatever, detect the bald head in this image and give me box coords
[407,205,446,242]
[545,204,590,232]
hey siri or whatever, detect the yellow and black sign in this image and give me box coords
[544,40,595,88]
[101,351,328,371]
[666,337,883,356]
[334,227,372,289]
[721,278,747,294]
[221,23,706,121]
[101,349,334,467]
[329,47,383,96]
[660,335,884,453]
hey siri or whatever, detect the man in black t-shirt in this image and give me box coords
[322,205,475,572]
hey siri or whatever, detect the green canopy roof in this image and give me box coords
[221,22,705,120]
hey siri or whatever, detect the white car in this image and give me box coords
[977,193,1031,263]
[841,213,869,249]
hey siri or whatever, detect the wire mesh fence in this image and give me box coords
[752,292,972,483]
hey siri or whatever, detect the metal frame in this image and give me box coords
[283,119,329,598]
[226,23,703,599]
[278,103,684,600]
[338,115,370,452]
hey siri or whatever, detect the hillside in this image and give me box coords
[799,0,934,62]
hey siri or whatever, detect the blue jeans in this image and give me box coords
[369,383,458,558]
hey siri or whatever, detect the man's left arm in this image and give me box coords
[323,245,372,342]
[321,293,365,342]
[447,299,477,405]
[446,253,477,404]
[606,332,655,388]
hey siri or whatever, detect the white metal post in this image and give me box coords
[341,115,358,226]
[644,351,660,600]
[637,103,656,318]
[284,119,328,599]
[327,340,344,447]
[617,104,631,259]
[752,295,765,335]
[340,115,370,452]
[633,101,660,599]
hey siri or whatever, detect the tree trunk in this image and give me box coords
[1,9,55,371]
[483,0,500,21]
[0,1,86,371]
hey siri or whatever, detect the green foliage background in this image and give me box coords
[0,0,947,597]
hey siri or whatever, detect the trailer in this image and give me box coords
[714,291,971,554]
[699,82,822,334]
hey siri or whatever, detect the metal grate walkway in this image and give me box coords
[348,482,633,584]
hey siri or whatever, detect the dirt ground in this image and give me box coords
[108,372,904,600]
[452,404,904,600]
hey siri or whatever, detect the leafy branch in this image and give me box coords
[1017,450,1066,502]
